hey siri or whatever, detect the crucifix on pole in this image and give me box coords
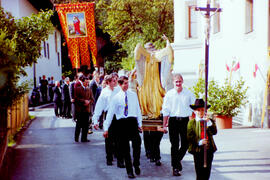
[195,0,222,168]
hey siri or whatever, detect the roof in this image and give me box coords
[28,0,54,10]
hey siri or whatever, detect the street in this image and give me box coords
[6,106,270,180]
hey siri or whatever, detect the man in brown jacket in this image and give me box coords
[74,74,90,142]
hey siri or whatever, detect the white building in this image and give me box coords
[173,0,270,127]
[1,0,62,90]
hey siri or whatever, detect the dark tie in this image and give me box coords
[124,92,128,116]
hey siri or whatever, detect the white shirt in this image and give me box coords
[92,87,118,125]
[162,88,195,117]
[114,85,121,93]
[103,89,143,131]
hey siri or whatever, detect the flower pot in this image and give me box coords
[215,115,232,129]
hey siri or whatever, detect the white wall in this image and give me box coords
[173,0,204,87]
[173,0,269,127]
[1,0,62,91]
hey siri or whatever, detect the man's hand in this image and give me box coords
[138,127,142,133]
[202,139,208,145]
[190,112,196,120]
[71,99,75,103]
[162,34,168,41]
[163,127,168,134]
[103,131,108,138]
[94,124,99,130]
[84,100,90,106]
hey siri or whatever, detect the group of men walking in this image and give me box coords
[68,70,217,180]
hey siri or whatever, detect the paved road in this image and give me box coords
[6,106,270,180]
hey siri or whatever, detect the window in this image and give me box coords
[55,31,58,52]
[245,0,253,33]
[188,5,198,38]
[43,41,46,57]
[213,0,221,34]
[57,52,60,66]
[47,43,50,59]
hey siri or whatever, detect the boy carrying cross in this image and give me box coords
[187,99,217,180]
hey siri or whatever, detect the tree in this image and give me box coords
[53,0,174,71]
[96,0,174,71]
[0,7,54,108]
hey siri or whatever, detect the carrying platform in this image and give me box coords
[142,119,163,131]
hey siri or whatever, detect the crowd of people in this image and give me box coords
[33,69,217,179]
[57,70,216,179]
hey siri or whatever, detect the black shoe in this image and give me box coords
[179,161,182,171]
[155,160,161,166]
[134,166,140,175]
[107,160,113,166]
[172,168,181,176]
[75,139,79,142]
[150,158,155,163]
[117,161,125,168]
[127,172,135,179]
[81,139,90,142]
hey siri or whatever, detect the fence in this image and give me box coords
[7,94,29,137]
[0,94,29,170]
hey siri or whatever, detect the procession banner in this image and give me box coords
[55,2,97,69]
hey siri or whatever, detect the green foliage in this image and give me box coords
[96,0,174,70]
[8,135,16,147]
[0,7,54,108]
[191,77,249,117]
[104,50,126,74]
[62,70,73,78]
[15,10,54,66]
[55,0,174,71]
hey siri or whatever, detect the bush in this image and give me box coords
[191,77,248,117]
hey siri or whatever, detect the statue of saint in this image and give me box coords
[134,35,174,119]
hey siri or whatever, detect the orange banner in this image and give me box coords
[55,2,97,69]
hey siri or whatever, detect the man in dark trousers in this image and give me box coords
[48,76,55,102]
[74,74,90,142]
[53,81,62,117]
[40,75,48,103]
[90,71,100,104]
[143,130,163,166]
[69,74,79,121]
[103,76,142,179]
[93,74,124,167]
[162,73,196,176]
[62,77,72,118]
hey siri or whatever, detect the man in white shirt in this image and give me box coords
[103,76,142,179]
[162,73,196,176]
[92,74,124,167]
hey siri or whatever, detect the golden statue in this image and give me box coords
[134,35,174,119]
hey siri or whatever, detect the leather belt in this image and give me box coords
[170,117,188,121]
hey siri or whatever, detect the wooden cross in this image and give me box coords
[195,1,222,16]
[194,0,222,168]
[195,0,222,44]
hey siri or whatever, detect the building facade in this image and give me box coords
[1,0,62,90]
[173,0,270,127]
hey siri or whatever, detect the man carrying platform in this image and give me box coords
[134,34,174,166]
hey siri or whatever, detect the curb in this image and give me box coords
[29,103,54,111]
